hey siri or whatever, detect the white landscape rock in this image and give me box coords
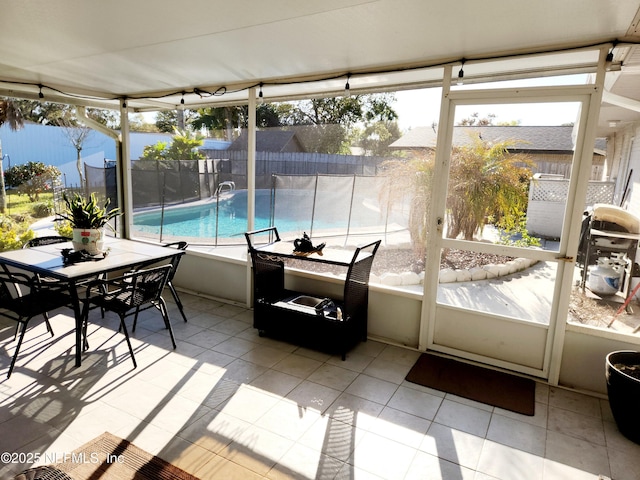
[497,264,511,276]
[439,268,457,283]
[373,254,540,286]
[380,273,402,286]
[469,267,487,280]
[483,264,500,278]
[400,271,421,285]
[456,269,472,282]
[513,258,527,270]
[506,260,520,274]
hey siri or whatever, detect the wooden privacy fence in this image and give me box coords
[205,150,388,190]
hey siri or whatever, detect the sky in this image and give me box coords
[140,75,587,132]
[393,74,588,131]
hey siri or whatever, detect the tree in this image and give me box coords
[5,161,61,202]
[191,93,398,153]
[446,135,533,240]
[8,99,118,128]
[381,134,534,260]
[128,113,161,132]
[357,120,402,156]
[380,153,434,260]
[139,129,205,161]
[165,129,206,160]
[458,112,496,126]
[0,99,24,213]
[139,142,168,161]
[191,104,281,140]
[274,94,398,154]
[156,110,198,133]
[57,118,94,189]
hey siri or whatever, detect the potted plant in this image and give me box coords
[57,192,121,255]
[606,350,640,444]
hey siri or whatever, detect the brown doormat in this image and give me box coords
[14,432,200,480]
[406,353,536,416]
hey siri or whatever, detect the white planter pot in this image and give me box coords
[72,228,104,255]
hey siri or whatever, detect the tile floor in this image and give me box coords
[1,292,639,480]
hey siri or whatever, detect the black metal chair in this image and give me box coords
[23,236,72,286]
[81,265,175,369]
[24,236,71,248]
[0,271,71,378]
[163,241,188,322]
[4,237,72,345]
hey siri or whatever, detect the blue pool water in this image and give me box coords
[133,189,361,239]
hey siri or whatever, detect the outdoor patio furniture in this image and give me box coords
[245,227,380,360]
[0,238,184,368]
[24,236,71,248]
[0,271,71,378]
[23,236,73,285]
[80,264,175,369]
[163,241,189,322]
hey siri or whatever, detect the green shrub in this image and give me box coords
[4,162,61,202]
[30,201,54,218]
[0,215,35,251]
[497,216,541,248]
[54,219,73,238]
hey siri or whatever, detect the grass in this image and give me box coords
[3,190,54,216]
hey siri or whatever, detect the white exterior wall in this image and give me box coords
[172,250,640,395]
[622,132,640,214]
[526,202,566,238]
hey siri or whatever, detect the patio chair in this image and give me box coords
[163,241,189,322]
[23,236,72,285]
[24,236,71,248]
[0,271,71,378]
[80,265,175,369]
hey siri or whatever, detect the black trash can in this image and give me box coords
[606,350,640,444]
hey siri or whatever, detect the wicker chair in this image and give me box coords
[0,271,71,378]
[245,227,380,359]
[81,265,175,369]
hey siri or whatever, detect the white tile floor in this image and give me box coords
[1,292,639,480]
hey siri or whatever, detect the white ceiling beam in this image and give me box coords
[602,89,640,113]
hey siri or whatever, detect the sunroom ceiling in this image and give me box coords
[0,0,639,119]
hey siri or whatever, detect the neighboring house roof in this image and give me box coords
[390,125,606,154]
[227,130,305,152]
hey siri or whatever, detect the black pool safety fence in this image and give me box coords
[130,172,413,247]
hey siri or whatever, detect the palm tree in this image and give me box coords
[380,153,434,260]
[380,134,534,261]
[446,135,533,240]
[0,99,24,213]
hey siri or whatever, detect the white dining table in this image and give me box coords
[0,237,184,367]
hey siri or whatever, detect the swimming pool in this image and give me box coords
[132,189,384,239]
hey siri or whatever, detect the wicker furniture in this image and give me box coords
[245,227,380,360]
